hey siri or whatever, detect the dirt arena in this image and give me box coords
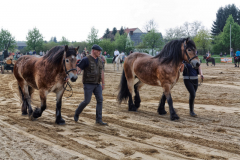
[0,63,240,160]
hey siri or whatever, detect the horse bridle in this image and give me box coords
[183,43,202,86]
[184,43,198,63]
[62,52,77,98]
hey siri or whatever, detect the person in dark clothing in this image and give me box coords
[74,44,107,125]
[180,61,203,117]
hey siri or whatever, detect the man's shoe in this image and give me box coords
[96,120,108,126]
[74,114,79,122]
[190,111,197,117]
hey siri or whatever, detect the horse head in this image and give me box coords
[182,37,200,69]
[63,45,79,82]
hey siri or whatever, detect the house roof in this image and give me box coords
[124,28,138,34]
[129,33,147,46]
[16,42,27,47]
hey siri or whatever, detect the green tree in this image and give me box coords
[212,32,226,55]
[222,15,240,53]
[112,27,117,35]
[103,28,110,38]
[0,29,16,52]
[119,26,125,35]
[86,26,99,50]
[212,15,240,54]
[193,28,212,54]
[59,36,69,45]
[99,39,115,57]
[71,41,88,53]
[26,27,44,52]
[141,29,164,55]
[42,41,58,52]
[211,4,240,36]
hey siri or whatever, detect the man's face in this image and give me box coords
[92,49,101,57]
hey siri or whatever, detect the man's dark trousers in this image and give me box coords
[75,84,103,121]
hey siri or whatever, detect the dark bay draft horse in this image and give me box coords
[117,38,200,120]
[14,45,79,125]
[203,55,215,66]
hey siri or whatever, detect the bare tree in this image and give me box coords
[143,19,158,32]
[164,21,202,41]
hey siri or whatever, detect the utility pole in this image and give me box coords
[230,24,231,57]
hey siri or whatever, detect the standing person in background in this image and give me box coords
[129,50,133,55]
[231,48,234,57]
[74,44,107,125]
[42,51,45,56]
[180,60,204,117]
[33,50,36,55]
[39,51,43,56]
[112,49,119,63]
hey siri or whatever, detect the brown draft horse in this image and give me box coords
[13,45,79,125]
[117,38,200,120]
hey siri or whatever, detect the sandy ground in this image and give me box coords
[0,62,240,160]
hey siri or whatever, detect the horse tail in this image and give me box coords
[117,70,130,104]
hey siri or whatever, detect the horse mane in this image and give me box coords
[153,38,196,66]
[43,46,77,65]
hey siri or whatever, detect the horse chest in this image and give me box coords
[49,82,64,93]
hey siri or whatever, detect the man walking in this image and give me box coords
[74,44,107,125]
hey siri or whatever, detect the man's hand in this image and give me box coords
[65,77,70,82]
[77,67,82,75]
[201,75,204,80]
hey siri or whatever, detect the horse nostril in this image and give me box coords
[196,63,200,67]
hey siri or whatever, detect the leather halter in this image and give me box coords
[63,51,77,76]
[62,51,77,98]
[184,43,198,63]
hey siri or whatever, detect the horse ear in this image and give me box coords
[186,37,190,43]
[65,45,68,51]
[76,46,79,51]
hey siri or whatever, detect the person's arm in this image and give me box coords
[101,70,105,90]
[198,66,204,79]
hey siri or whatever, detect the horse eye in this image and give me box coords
[188,49,191,51]
[65,59,69,63]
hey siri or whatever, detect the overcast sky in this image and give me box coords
[1,0,240,42]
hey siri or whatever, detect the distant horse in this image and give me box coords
[203,55,215,66]
[14,45,79,125]
[113,54,123,71]
[117,38,200,121]
[234,56,240,67]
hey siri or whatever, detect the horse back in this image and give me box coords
[125,52,180,86]
[14,55,42,89]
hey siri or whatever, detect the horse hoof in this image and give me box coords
[22,112,28,116]
[55,118,65,125]
[128,107,138,112]
[170,114,179,121]
[29,115,37,121]
[158,110,167,115]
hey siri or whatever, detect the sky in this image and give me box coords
[1,0,240,42]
